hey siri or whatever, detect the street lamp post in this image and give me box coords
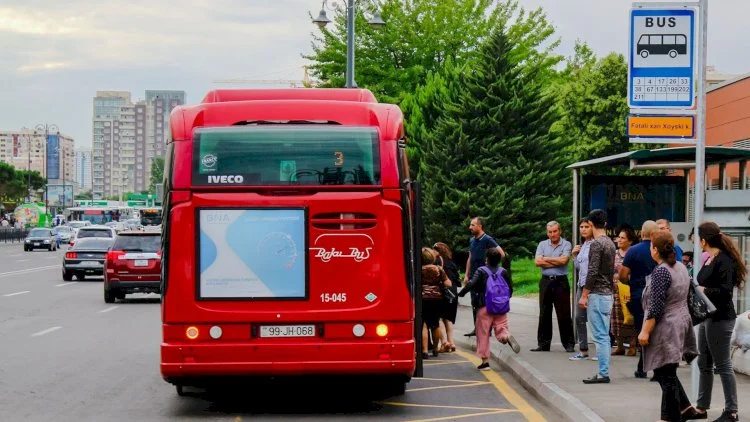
[313,0,386,88]
[35,123,59,215]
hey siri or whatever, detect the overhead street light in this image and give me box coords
[312,0,387,88]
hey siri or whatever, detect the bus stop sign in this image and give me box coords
[628,7,696,109]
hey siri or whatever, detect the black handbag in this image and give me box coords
[688,281,716,326]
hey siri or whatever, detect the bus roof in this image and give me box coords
[169,98,403,142]
[201,88,378,104]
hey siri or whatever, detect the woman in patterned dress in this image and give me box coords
[612,226,638,356]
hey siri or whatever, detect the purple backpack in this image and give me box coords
[480,266,511,315]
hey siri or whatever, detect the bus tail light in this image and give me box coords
[186,326,199,340]
[375,324,389,337]
[352,324,365,337]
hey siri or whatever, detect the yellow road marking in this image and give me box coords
[417,377,485,384]
[454,350,546,422]
[407,381,492,393]
[379,401,511,412]
[423,360,471,367]
[407,410,515,422]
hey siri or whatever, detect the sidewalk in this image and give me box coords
[454,296,750,422]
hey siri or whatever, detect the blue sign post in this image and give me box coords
[628,8,696,109]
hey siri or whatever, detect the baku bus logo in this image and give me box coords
[310,233,374,263]
[201,154,218,168]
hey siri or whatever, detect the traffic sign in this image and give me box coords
[628,7,696,108]
[627,115,695,139]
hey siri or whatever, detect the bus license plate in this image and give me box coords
[134,259,148,267]
[259,325,315,338]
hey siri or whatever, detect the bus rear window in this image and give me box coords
[192,126,381,186]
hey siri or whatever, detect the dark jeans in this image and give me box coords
[653,363,692,421]
[537,276,575,349]
[697,318,738,413]
[628,286,645,373]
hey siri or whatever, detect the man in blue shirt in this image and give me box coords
[619,220,658,378]
[463,217,505,336]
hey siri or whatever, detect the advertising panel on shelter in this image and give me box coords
[198,208,306,299]
[582,176,686,237]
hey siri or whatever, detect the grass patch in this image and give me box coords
[510,258,574,297]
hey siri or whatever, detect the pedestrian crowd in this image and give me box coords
[422,211,745,422]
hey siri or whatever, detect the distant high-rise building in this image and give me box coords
[0,128,75,183]
[92,90,185,198]
[75,148,93,190]
[92,91,135,199]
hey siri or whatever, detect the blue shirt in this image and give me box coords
[574,240,592,287]
[674,244,684,262]
[622,240,656,289]
[535,238,573,276]
[469,233,499,277]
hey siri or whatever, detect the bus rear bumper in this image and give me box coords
[160,340,416,382]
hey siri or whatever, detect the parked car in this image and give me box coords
[62,237,114,281]
[24,228,58,252]
[69,225,115,248]
[52,226,74,243]
[104,231,162,303]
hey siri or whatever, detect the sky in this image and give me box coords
[1,0,748,149]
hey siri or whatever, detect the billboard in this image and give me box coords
[46,134,60,180]
[198,208,307,300]
[46,185,74,207]
[581,176,686,237]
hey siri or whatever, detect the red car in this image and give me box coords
[104,231,162,303]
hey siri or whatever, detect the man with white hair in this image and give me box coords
[532,220,575,352]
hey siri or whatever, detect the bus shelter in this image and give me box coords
[567,146,750,314]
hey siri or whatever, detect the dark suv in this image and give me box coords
[103,231,162,303]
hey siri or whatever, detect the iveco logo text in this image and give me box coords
[201,154,217,168]
[207,175,244,184]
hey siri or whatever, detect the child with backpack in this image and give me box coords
[458,248,520,370]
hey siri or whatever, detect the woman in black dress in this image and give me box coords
[433,242,460,352]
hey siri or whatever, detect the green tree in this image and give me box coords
[75,190,93,200]
[420,29,565,256]
[0,163,47,203]
[305,0,554,104]
[0,162,17,201]
[552,43,631,167]
[149,157,164,193]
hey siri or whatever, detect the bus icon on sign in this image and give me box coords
[637,34,687,58]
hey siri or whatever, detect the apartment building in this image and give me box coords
[92,90,185,198]
[75,148,93,190]
[0,129,75,184]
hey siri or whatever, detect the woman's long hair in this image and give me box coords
[432,242,453,260]
[651,231,677,266]
[699,222,747,287]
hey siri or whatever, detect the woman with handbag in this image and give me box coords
[687,222,746,421]
[638,231,699,421]
[434,243,460,353]
[613,225,638,356]
[421,247,451,359]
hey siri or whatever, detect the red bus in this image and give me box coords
[160,88,421,396]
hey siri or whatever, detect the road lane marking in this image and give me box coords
[8,254,24,257]
[3,291,30,297]
[17,259,30,262]
[99,306,119,313]
[407,410,514,422]
[55,282,78,287]
[423,361,472,367]
[406,381,491,393]
[381,402,510,412]
[455,350,546,422]
[45,256,60,259]
[31,326,62,337]
[419,377,486,384]
[0,265,59,278]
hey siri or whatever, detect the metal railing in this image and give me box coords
[0,228,30,243]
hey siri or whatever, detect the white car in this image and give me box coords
[69,225,116,248]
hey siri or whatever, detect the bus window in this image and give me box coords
[193,126,381,186]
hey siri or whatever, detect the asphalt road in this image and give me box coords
[0,242,558,422]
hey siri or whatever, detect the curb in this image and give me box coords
[455,309,604,422]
